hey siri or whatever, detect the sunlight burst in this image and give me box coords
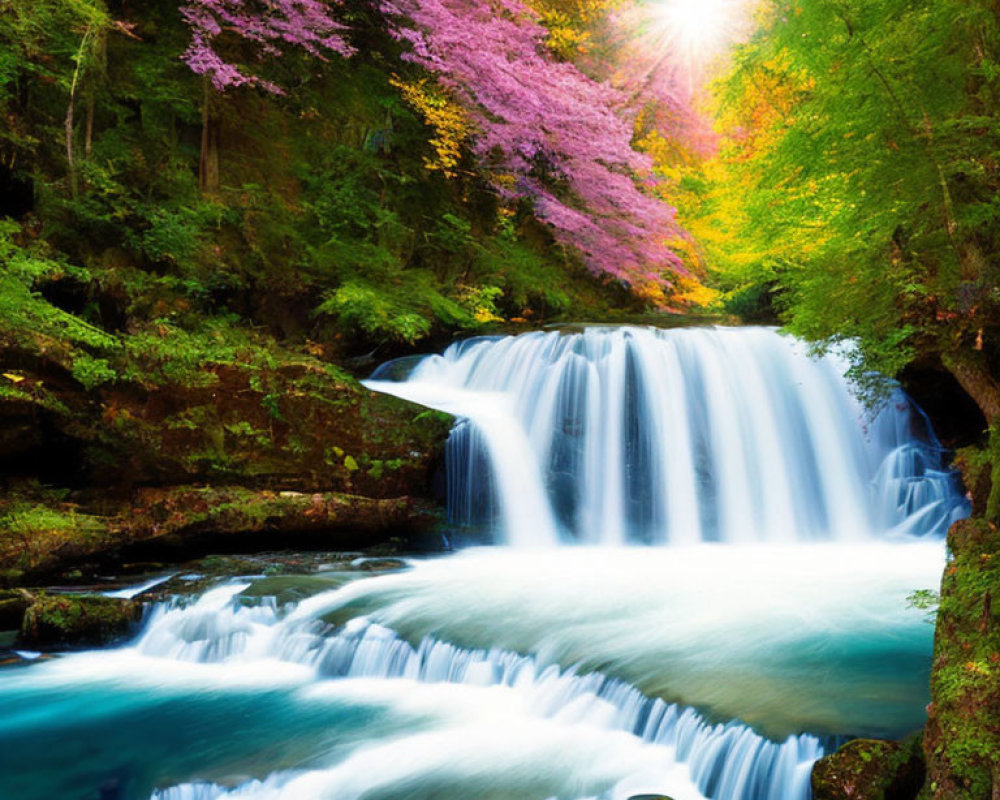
[650,0,747,63]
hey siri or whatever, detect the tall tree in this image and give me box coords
[180,0,354,190]
[382,0,688,293]
[708,0,1000,490]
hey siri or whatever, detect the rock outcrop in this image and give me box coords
[923,517,1000,800]
[1,350,452,584]
[812,737,924,800]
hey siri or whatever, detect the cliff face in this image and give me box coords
[0,344,452,584]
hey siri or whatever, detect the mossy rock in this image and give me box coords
[923,517,1000,800]
[19,593,142,649]
[812,737,924,800]
[0,484,443,585]
[93,361,452,498]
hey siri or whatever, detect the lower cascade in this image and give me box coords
[367,326,969,545]
[0,327,966,800]
[135,585,819,800]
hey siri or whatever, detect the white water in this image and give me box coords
[367,326,968,545]
[289,542,944,739]
[1,580,832,800]
[1,326,967,800]
[5,536,934,800]
[126,583,820,800]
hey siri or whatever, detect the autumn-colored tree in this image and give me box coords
[382,0,687,292]
[708,0,1000,511]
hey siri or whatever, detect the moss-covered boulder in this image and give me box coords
[811,737,924,800]
[923,517,1000,800]
[118,485,441,546]
[0,500,120,586]
[18,592,142,649]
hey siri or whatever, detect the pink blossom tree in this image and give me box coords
[177,0,689,294]
[381,0,687,289]
[180,0,354,93]
[180,0,354,190]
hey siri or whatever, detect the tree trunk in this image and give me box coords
[85,92,95,159]
[199,79,220,194]
[944,349,1000,520]
[944,350,1000,423]
[65,28,94,199]
[65,83,77,197]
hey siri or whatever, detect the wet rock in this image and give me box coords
[18,592,142,649]
[626,795,676,800]
[811,736,924,800]
[350,556,408,572]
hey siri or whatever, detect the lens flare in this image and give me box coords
[657,0,733,51]
[641,0,749,85]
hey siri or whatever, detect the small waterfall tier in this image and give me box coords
[138,585,819,800]
[367,326,968,545]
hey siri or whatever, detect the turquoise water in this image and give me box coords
[0,543,941,800]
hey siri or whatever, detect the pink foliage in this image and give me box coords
[181,0,355,93]
[381,0,687,285]
[179,0,689,288]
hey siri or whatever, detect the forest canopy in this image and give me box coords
[0,0,713,363]
[2,0,1000,459]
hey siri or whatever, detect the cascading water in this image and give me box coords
[132,585,819,800]
[367,326,969,545]
[0,326,968,800]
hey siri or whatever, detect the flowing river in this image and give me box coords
[0,327,970,800]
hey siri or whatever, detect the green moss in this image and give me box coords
[0,501,110,573]
[117,318,281,388]
[812,736,924,800]
[19,592,141,648]
[924,518,1000,800]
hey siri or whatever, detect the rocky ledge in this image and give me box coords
[1,350,452,585]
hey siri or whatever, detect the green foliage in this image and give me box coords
[925,518,1000,800]
[706,0,1000,414]
[319,280,432,344]
[70,354,116,389]
[118,317,278,387]
[906,588,940,624]
[0,220,121,386]
[0,0,628,380]
[2,503,82,536]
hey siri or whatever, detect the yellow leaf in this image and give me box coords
[2,373,25,383]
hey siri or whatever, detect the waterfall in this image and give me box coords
[367,326,968,545]
[2,326,963,800]
[134,585,819,800]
